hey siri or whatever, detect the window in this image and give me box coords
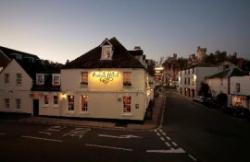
[16,98,21,109]
[101,46,112,60]
[81,72,88,85]
[53,95,59,105]
[52,74,60,86]
[4,73,9,84]
[123,96,131,113]
[80,95,88,112]
[36,74,44,85]
[44,95,49,105]
[4,98,10,108]
[236,83,240,93]
[67,95,74,111]
[16,73,22,85]
[123,72,132,86]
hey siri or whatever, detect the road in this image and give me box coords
[163,90,250,162]
[0,121,192,162]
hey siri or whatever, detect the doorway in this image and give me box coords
[33,99,39,116]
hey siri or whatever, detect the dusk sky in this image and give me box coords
[0,0,249,63]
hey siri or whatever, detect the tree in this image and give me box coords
[198,82,211,97]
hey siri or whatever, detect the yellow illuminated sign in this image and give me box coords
[92,71,120,84]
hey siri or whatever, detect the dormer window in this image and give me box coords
[101,45,113,60]
[52,74,60,86]
[36,74,44,85]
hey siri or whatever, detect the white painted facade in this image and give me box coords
[0,60,33,114]
[230,75,250,110]
[36,68,152,121]
[178,66,220,97]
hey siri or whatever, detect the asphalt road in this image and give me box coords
[163,90,250,162]
[0,121,192,162]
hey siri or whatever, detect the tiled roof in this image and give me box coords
[32,73,60,92]
[206,67,248,79]
[63,37,145,69]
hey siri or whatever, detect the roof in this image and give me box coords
[32,73,60,92]
[128,50,143,56]
[0,46,39,60]
[206,67,248,79]
[63,37,145,69]
[184,63,216,70]
[0,50,10,67]
[0,46,61,79]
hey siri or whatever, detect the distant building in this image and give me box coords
[206,66,247,106]
[196,46,207,62]
[163,53,179,87]
[230,75,250,110]
[178,64,222,98]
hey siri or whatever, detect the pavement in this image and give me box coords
[1,93,165,130]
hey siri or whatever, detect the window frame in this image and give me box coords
[4,98,10,108]
[52,74,61,86]
[44,95,49,106]
[123,72,132,86]
[101,45,113,60]
[67,95,74,111]
[16,98,21,109]
[4,73,9,84]
[80,95,88,112]
[16,73,22,86]
[53,95,59,106]
[122,96,132,113]
[80,72,88,85]
[36,73,45,85]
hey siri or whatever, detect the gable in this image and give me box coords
[63,37,145,69]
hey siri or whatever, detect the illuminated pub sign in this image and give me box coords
[89,71,122,91]
[92,71,120,84]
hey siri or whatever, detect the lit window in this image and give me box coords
[4,98,10,108]
[16,73,22,86]
[44,95,49,105]
[36,74,44,85]
[101,46,112,60]
[123,96,131,113]
[67,95,74,111]
[81,72,88,85]
[123,72,132,86]
[16,98,21,109]
[81,95,88,112]
[53,95,59,105]
[52,74,60,86]
[4,73,9,84]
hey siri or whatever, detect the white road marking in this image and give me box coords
[160,137,165,141]
[171,141,178,147]
[154,129,158,133]
[63,128,90,139]
[85,144,133,152]
[38,131,52,136]
[48,125,66,132]
[0,132,6,136]
[166,136,171,140]
[98,134,142,139]
[162,132,166,136]
[188,154,198,161]
[165,142,171,147]
[159,129,163,133]
[146,148,186,154]
[156,132,161,136]
[22,136,62,143]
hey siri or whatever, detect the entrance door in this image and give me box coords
[33,100,39,116]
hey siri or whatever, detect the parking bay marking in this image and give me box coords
[98,134,142,139]
[22,135,63,143]
[146,148,186,154]
[85,143,133,152]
